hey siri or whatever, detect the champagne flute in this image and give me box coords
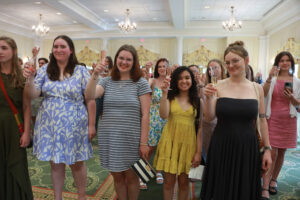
[275,66,280,78]
[24,57,35,84]
[166,67,172,90]
[100,50,108,75]
[210,66,218,87]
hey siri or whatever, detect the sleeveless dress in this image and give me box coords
[200,98,261,200]
[0,73,33,200]
[268,80,297,148]
[153,98,197,175]
[148,86,167,146]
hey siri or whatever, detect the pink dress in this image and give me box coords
[268,80,297,148]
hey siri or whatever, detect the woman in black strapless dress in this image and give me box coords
[200,41,272,200]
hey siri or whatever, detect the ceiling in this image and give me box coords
[0,0,299,39]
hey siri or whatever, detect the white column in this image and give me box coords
[176,36,183,65]
[258,36,269,80]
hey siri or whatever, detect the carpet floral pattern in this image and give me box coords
[27,140,117,200]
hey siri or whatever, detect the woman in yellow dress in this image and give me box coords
[154,66,203,200]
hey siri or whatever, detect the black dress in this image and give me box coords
[200,98,261,200]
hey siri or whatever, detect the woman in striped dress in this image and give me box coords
[85,44,151,200]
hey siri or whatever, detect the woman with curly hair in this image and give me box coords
[154,66,203,200]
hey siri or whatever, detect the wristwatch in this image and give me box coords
[263,146,272,152]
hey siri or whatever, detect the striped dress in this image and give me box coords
[97,77,151,172]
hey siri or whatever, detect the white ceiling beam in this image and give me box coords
[168,0,185,29]
[43,0,107,30]
[261,0,300,35]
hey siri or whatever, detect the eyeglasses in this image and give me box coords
[225,59,241,66]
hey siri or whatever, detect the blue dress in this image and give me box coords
[148,86,167,146]
[33,64,93,165]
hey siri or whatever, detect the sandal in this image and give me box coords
[261,188,269,200]
[156,172,164,184]
[139,178,147,190]
[269,179,278,195]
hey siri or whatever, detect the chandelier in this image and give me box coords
[32,14,50,37]
[118,9,137,33]
[222,6,242,31]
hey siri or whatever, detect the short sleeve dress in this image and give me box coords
[97,77,151,172]
[0,73,33,200]
[32,64,93,165]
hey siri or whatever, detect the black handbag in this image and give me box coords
[132,158,156,183]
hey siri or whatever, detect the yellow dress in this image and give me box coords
[153,98,197,175]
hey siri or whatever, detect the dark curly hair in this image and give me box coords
[168,66,199,110]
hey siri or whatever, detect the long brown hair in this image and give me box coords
[47,35,79,81]
[205,59,226,84]
[111,44,142,82]
[0,36,24,88]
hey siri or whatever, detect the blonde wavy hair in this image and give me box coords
[0,36,24,88]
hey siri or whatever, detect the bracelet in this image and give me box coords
[266,79,271,84]
[263,146,272,152]
[92,74,99,81]
[140,142,148,146]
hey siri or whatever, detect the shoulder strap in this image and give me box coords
[0,75,18,114]
[253,82,259,106]
[196,97,200,119]
[252,82,262,138]
[0,75,24,133]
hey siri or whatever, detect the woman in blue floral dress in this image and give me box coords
[24,35,96,200]
[145,58,168,188]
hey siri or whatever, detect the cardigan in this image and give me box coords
[265,76,300,119]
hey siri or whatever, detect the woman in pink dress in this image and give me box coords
[262,51,300,200]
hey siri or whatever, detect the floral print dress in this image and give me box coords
[148,86,167,146]
[32,64,93,165]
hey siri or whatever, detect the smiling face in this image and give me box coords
[38,59,47,68]
[116,50,134,74]
[225,52,248,77]
[177,70,192,92]
[278,55,291,72]
[0,40,13,64]
[52,38,72,63]
[157,60,168,76]
[208,61,222,79]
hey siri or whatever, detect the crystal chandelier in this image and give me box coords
[32,14,50,37]
[118,9,137,33]
[222,6,242,31]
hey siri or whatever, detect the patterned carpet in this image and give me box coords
[27,141,300,200]
[27,140,117,200]
[270,147,300,200]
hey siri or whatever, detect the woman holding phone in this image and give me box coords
[262,51,300,199]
